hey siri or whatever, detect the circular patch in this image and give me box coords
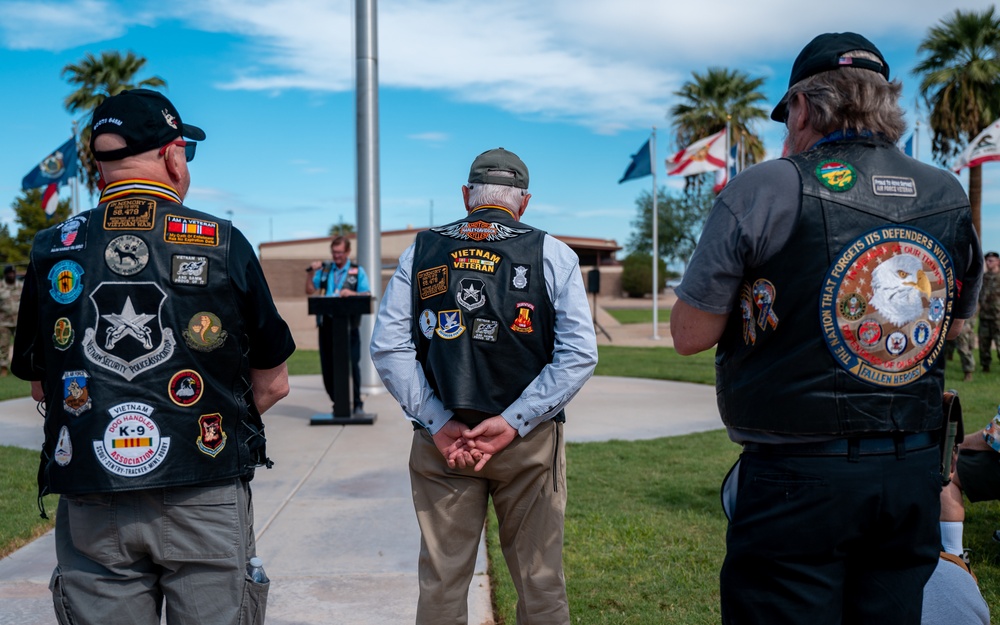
[418,309,437,339]
[839,293,867,321]
[816,160,857,192]
[105,235,149,276]
[183,311,228,352]
[168,369,204,407]
[819,226,954,387]
[53,317,75,351]
[94,402,170,477]
[47,260,84,304]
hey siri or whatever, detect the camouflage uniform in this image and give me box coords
[946,314,976,375]
[979,269,1000,371]
[0,277,20,370]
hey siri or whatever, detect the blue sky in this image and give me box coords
[1,0,999,260]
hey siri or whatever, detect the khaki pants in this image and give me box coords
[409,420,568,625]
[50,478,267,625]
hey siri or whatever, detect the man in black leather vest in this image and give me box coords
[371,148,597,625]
[12,89,295,625]
[671,33,982,624]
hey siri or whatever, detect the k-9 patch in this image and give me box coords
[93,402,170,477]
[819,225,954,387]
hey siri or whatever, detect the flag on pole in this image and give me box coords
[953,119,1000,172]
[619,138,652,183]
[22,137,78,191]
[903,133,914,157]
[713,144,740,193]
[41,184,60,216]
[666,129,727,177]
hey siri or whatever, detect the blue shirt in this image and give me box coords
[312,260,370,296]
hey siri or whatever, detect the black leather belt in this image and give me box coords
[742,432,938,457]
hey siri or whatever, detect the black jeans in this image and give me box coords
[720,444,941,625]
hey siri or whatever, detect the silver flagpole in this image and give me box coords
[651,127,659,340]
[355,0,383,397]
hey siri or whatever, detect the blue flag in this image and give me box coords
[619,139,652,183]
[22,137,78,191]
[903,133,914,157]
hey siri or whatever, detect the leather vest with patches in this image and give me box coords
[31,190,262,494]
[411,207,555,421]
[717,138,973,435]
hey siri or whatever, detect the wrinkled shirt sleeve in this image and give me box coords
[370,244,454,434]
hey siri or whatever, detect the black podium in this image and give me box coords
[308,295,376,425]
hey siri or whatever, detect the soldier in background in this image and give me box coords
[979,251,1000,373]
[0,265,20,376]
[947,314,977,383]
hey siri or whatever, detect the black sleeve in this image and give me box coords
[228,227,296,370]
[11,263,44,380]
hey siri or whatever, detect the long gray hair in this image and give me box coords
[788,50,906,142]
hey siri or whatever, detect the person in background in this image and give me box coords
[978,251,1000,372]
[0,264,20,376]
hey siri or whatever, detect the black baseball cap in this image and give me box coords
[468,148,529,189]
[771,32,890,122]
[90,89,206,161]
[986,251,999,259]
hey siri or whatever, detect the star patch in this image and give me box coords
[105,235,150,276]
[816,160,857,192]
[168,369,204,407]
[457,278,486,312]
[183,311,228,352]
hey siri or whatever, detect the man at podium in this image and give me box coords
[306,235,370,414]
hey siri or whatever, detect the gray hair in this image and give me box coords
[787,50,906,142]
[466,171,526,213]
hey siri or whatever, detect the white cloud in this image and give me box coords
[5,0,999,133]
[408,132,449,144]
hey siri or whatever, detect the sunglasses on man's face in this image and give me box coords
[159,139,197,162]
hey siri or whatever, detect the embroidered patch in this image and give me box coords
[105,235,150,276]
[816,160,857,192]
[54,426,72,467]
[93,402,170,477]
[197,413,227,457]
[82,282,176,381]
[872,175,917,197]
[457,278,486,311]
[431,221,531,242]
[51,215,88,253]
[104,198,156,230]
[472,318,500,342]
[436,309,466,339]
[739,283,756,345]
[417,265,448,300]
[752,279,779,330]
[511,264,530,291]
[168,369,204,407]
[418,309,437,339]
[819,225,954,387]
[62,370,91,416]
[164,215,219,246]
[511,302,535,334]
[48,260,84,304]
[183,311,228,352]
[450,248,502,274]
[53,317,75,351]
[171,255,209,286]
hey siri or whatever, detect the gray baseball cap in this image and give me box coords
[468,148,529,189]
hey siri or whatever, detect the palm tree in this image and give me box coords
[63,51,167,195]
[914,7,1000,236]
[669,67,769,192]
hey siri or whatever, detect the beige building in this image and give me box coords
[259,228,621,350]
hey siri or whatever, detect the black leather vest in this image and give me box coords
[717,138,974,435]
[31,185,262,494]
[411,207,555,420]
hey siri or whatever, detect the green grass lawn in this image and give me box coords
[605,308,671,325]
[3,346,999,623]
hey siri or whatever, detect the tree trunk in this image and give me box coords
[969,164,982,238]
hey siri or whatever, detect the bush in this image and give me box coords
[620,252,666,297]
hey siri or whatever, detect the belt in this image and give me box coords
[742,432,938,457]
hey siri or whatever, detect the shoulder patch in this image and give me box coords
[105,235,150,276]
[197,413,227,457]
[168,369,204,407]
[872,175,917,197]
[435,309,466,339]
[816,160,857,192]
[52,215,88,253]
[183,311,228,352]
[417,265,448,300]
[48,260,85,304]
[104,198,156,230]
[171,255,209,286]
[164,215,219,246]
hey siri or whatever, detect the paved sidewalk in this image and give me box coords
[0,371,720,625]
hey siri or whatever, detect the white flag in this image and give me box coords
[666,129,727,177]
[953,118,1000,173]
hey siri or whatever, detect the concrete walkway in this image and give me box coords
[0,364,720,624]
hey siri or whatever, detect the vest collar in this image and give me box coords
[100,179,182,204]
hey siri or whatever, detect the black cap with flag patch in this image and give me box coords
[90,89,206,161]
